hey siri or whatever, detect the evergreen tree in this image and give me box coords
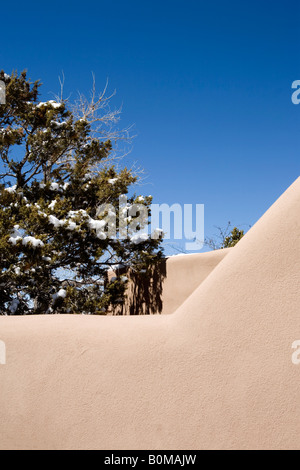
[0,70,163,315]
[222,226,244,248]
[205,222,246,250]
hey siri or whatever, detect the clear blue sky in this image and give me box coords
[1,0,299,253]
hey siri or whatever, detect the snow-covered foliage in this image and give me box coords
[0,70,163,315]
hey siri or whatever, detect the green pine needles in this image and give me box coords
[0,71,163,315]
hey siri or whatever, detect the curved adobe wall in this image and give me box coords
[0,177,299,450]
[160,249,230,315]
[109,249,230,315]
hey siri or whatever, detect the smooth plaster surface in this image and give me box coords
[109,248,229,315]
[0,177,299,450]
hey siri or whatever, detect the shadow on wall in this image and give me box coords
[109,260,167,315]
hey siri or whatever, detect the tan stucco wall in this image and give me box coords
[0,177,299,450]
[160,249,230,314]
[109,249,229,315]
